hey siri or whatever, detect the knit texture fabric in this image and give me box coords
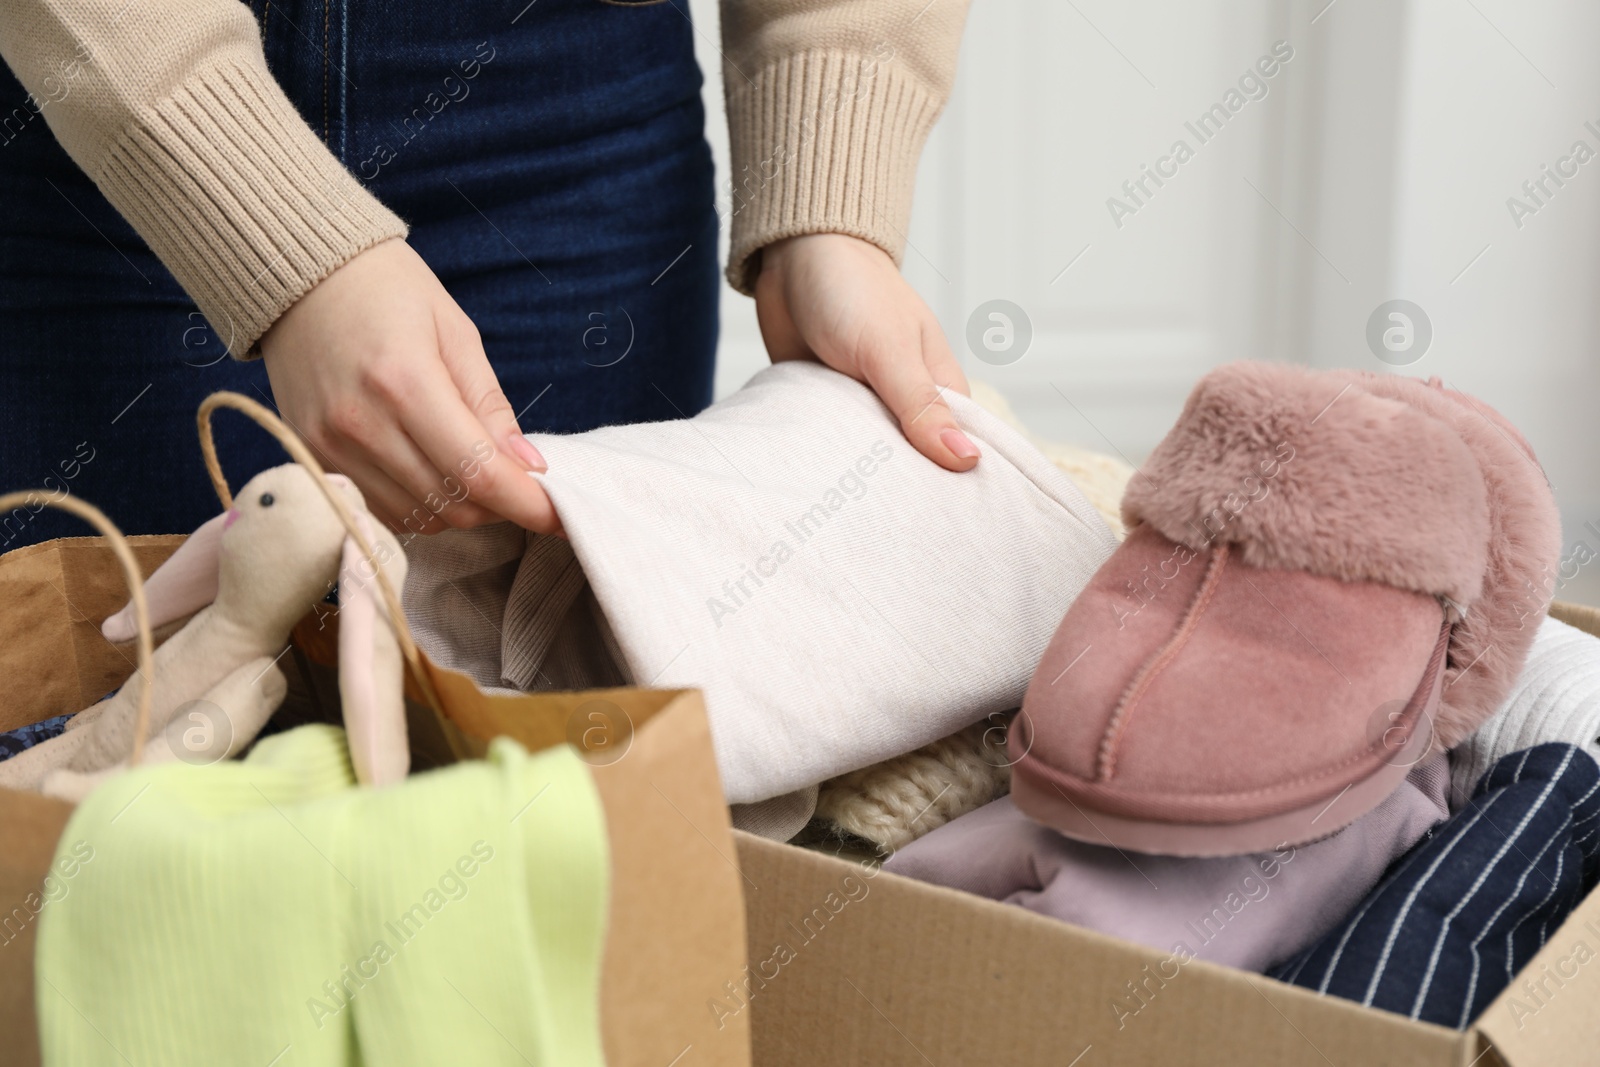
[0,0,406,354]
[813,718,1011,854]
[0,0,970,342]
[719,0,971,291]
[36,725,608,1066]
[1449,615,1600,808]
[404,362,1119,825]
[810,381,1134,853]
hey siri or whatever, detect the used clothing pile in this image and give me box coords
[393,359,1600,1029]
[12,359,1594,1049]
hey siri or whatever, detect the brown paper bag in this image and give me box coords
[0,395,751,1067]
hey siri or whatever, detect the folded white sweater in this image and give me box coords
[404,363,1117,829]
[1449,615,1600,807]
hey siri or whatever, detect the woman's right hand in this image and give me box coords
[260,238,560,536]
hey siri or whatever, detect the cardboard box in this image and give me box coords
[728,601,1600,1067]
[0,535,750,1067]
[7,531,1595,1065]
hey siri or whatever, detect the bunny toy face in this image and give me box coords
[101,465,379,647]
[216,465,358,635]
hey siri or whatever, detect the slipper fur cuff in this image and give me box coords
[1122,361,1490,607]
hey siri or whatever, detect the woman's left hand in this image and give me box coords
[754,233,980,471]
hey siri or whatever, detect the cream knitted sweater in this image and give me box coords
[0,0,968,353]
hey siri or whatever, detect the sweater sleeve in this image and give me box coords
[0,0,407,356]
[717,0,970,294]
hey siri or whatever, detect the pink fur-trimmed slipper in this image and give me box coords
[1009,362,1561,857]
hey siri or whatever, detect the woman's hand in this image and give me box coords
[260,238,560,535]
[754,233,980,471]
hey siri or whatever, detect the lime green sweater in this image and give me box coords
[36,725,608,1066]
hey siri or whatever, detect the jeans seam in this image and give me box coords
[322,0,330,145]
[339,0,348,163]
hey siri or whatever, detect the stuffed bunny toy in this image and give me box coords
[0,464,410,798]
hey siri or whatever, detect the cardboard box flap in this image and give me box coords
[735,831,1465,1066]
[1469,598,1600,1064]
[1471,864,1600,1066]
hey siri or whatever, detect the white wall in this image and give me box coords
[691,0,1600,605]
[1385,0,1600,606]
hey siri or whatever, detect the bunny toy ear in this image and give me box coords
[337,509,410,786]
[101,509,230,643]
[324,472,364,508]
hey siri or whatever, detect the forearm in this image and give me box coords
[718,0,970,293]
[0,0,405,354]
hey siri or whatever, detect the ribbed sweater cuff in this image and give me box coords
[724,49,942,294]
[95,53,408,357]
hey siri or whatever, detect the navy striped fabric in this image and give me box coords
[1270,743,1600,1028]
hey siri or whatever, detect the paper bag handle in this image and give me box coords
[0,493,155,765]
[193,392,446,716]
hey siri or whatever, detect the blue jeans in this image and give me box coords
[0,0,718,547]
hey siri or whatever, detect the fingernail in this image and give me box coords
[506,433,547,472]
[941,428,981,461]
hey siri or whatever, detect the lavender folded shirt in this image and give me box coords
[884,753,1450,973]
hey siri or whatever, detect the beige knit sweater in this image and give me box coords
[0,0,969,354]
